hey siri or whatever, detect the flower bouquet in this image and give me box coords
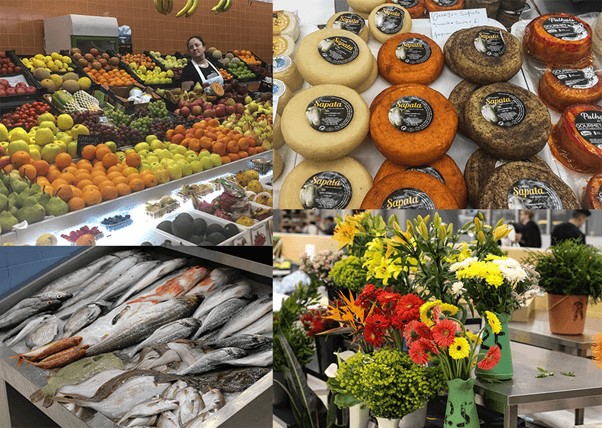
[300,306,344,372]
[299,249,342,290]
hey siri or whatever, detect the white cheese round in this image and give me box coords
[273,55,304,92]
[274,34,296,58]
[348,0,387,14]
[273,149,284,181]
[273,10,300,41]
[274,113,284,149]
[369,4,412,43]
[326,11,369,42]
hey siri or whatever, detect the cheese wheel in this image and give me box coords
[274,113,284,149]
[296,29,375,88]
[360,171,459,209]
[348,0,387,14]
[449,79,481,135]
[523,13,592,67]
[378,33,443,85]
[273,10,300,42]
[594,14,602,58]
[370,84,457,166]
[350,8,371,20]
[584,173,602,209]
[464,149,551,207]
[374,155,467,207]
[356,56,379,93]
[281,84,370,161]
[273,55,304,92]
[443,30,461,75]
[390,0,426,19]
[548,104,602,173]
[464,82,551,160]
[274,79,293,117]
[279,157,373,209]
[478,161,579,209]
[326,12,369,42]
[273,149,284,181]
[274,34,295,58]
[425,0,465,13]
[368,4,412,44]
[538,66,602,113]
[370,84,411,113]
[444,26,523,84]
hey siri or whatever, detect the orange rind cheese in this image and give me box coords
[389,0,426,19]
[538,66,602,113]
[425,0,465,13]
[584,173,602,209]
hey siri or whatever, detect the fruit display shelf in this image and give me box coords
[144,51,188,82]
[0,245,272,428]
[1,51,26,77]
[6,151,272,246]
[0,55,43,109]
[107,50,180,91]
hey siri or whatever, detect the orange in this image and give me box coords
[31,160,49,177]
[101,152,119,169]
[81,145,97,161]
[189,138,201,152]
[126,173,141,184]
[91,163,106,172]
[128,178,145,192]
[92,175,110,186]
[174,124,187,135]
[55,153,73,170]
[10,151,31,169]
[95,145,112,161]
[2,164,13,173]
[106,165,124,174]
[90,170,107,179]
[36,176,50,187]
[111,176,128,186]
[125,152,141,167]
[19,164,37,181]
[70,185,82,198]
[51,178,69,189]
[107,171,123,181]
[68,197,86,212]
[229,153,240,162]
[54,183,73,202]
[165,129,175,141]
[43,185,54,195]
[76,159,93,170]
[60,172,76,185]
[82,188,102,206]
[73,172,92,185]
[81,184,99,194]
[76,179,94,191]
[141,173,158,188]
[171,134,185,145]
[115,182,131,196]
[221,155,232,164]
[62,166,77,175]
[100,185,119,201]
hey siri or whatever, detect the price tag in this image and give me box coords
[429,8,488,47]
[76,135,102,157]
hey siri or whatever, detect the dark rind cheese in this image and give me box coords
[464,82,551,160]
[374,155,467,207]
[538,67,602,113]
[444,26,523,84]
[370,83,458,166]
[464,149,551,207]
[449,79,481,135]
[360,171,459,209]
[478,161,579,209]
[425,0,465,13]
[377,33,444,85]
[584,173,602,209]
[523,13,592,67]
[444,30,461,75]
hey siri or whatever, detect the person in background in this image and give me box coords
[501,222,524,247]
[519,209,542,248]
[180,35,224,91]
[319,217,336,236]
[302,221,319,235]
[551,210,591,246]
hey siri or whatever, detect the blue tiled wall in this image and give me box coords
[0,248,84,299]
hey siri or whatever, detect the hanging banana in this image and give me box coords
[211,0,232,14]
[185,0,199,17]
[163,0,173,14]
[154,0,166,14]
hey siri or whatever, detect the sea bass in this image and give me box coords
[185,388,225,427]
[176,347,247,375]
[192,298,249,339]
[192,281,252,320]
[200,334,272,351]
[216,296,272,339]
[128,318,200,358]
[185,267,240,296]
[0,299,64,330]
[237,312,272,336]
[94,260,160,302]
[127,266,209,304]
[62,303,104,339]
[42,254,119,293]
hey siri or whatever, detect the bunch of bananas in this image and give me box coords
[212,0,233,13]
[153,0,198,17]
[153,0,173,15]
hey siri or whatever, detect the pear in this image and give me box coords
[39,121,58,134]
[44,196,68,217]
[8,176,28,194]
[0,180,8,196]
[0,211,18,233]
[35,128,55,147]
[16,203,45,224]
[0,193,7,211]
[0,124,8,141]
[57,114,74,131]
[36,233,58,246]
[37,113,56,125]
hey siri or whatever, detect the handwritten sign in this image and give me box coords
[76,135,102,157]
[430,8,489,47]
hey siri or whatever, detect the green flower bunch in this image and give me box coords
[328,255,369,292]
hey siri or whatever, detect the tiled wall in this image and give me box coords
[0,0,272,63]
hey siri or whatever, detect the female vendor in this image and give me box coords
[180,35,224,91]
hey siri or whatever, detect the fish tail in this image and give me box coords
[30,389,46,403]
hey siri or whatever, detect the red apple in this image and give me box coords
[15,81,26,88]
[203,110,216,118]
[202,102,213,111]
[214,105,226,117]
[225,105,235,115]
[0,156,10,169]
[235,103,245,113]
[16,87,26,95]
[179,106,190,117]
[0,79,8,86]
[25,86,36,94]
[191,105,202,116]
[6,88,16,95]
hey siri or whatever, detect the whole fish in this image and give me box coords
[136,349,181,371]
[0,299,64,330]
[216,296,272,339]
[14,336,82,363]
[162,380,188,400]
[86,295,201,356]
[176,347,247,375]
[55,369,127,399]
[117,398,179,425]
[223,349,272,367]
[33,345,89,369]
[238,312,272,336]
[192,298,249,339]
[177,387,204,426]
[128,266,209,304]
[42,254,119,293]
[6,314,54,346]
[200,334,272,351]
[114,258,189,307]
[8,292,72,314]
[128,318,201,358]
[185,267,239,296]
[62,304,103,339]
[94,260,160,302]
[185,388,225,427]
[192,281,252,320]
[157,367,270,394]
[167,342,197,367]
[26,315,60,349]
[125,415,158,427]
[157,411,180,428]
[123,266,190,305]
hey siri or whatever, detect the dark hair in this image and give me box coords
[509,222,524,235]
[326,216,334,221]
[520,209,534,219]
[187,35,205,48]
[572,209,591,218]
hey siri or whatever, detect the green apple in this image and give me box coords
[157,150,173,160]
[41,143,64,163]
[67,141,78,158]
[173,154,186,161]
[57,114,74,131]
[29,148,41,161]
[200,157,213,171]
[71,124,89,139]
[150,140,165,151]
[166,163,183,180]
[145,135,159,144]
[209,153,222,167]
[174,145,187,155]
[185,150,196,157]
[35,128,54,147]
[0,124,8,141]
[138,149,150,158]
[39,121,58,134]
[7,140,30,156]
[139,164,151,172]
[190,160,204,173]
[55,141,67,152]
[151,166,170,184]
[37,112,56,125]
[146,155,160,164]
[186,153,197,163]
[9,128,29,144]
[105,141,117,153]
[199,150,210,158]
[179,162,193,177]
[135,142,150,153]
[0,142,8,152]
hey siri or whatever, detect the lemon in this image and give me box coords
[50,52,61,60]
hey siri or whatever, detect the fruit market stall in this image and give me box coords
[0,246,272,428]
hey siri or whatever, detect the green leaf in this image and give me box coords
[561,371,575,377]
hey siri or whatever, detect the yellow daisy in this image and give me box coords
[419,300,441,327]
[439,303,459,316]
[466,330,482,344]
[449,337,470,360]
[485,311,502,334]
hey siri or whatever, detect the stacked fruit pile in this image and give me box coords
[147,52,187,81]
[0,79,37,98]
[0,102,51,131]
[21,52,75,73]
[0,52,22,75]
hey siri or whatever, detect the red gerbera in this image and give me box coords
[477,345,501,370]
[408,339,430,365]
[432,319,458,347]
[355,284,378,309]
[403,320,433,345]
[392,293,423,328]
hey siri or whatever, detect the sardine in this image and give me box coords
[223,349,272,367]
[237,312,272,336]
[177,386,204,426]
[95,260,160,302]
[185,267,239,296]
[192,281,252,320]
[62,304,103,339]
[33,345,89,369]
[117,398,179,425]
[157,411,179,428]
[176,347,247,375]
[200,334,272,351]
[43,254,119,293]
[26,315,59,349]
[185,388,225,427]
[0,299,63,330]
[6,314,54,346]
[128,266,209,304]
[114,258,189,307]
[86,295,201,356]
[192,298,248,339]
[128,318,201,358]
[216,296,272,339]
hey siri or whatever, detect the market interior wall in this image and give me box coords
[0,0,272,63]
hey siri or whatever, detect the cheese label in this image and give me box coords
[375,6,405,35]
[507,179,562,209]
[383,188,436,209]
[393,0,419,7]
[300,172,352,209]
[552,67,599,90]
[273,55,292,73]
[542,17,589,41]
[273,36,290,56]
[408,166,446,184]
[333,13,365,35]
[273,11,291,33]
[389,96,433,132]
[396,38,431,64]
[598,188,602,205]
[480,92,526,128]
[435,0,459,5]
[318,37,360,65]
[474,29,506,57]
[306,96,354,133]
[575,110,602,149]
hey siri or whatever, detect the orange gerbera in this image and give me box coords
[593,333,602,369]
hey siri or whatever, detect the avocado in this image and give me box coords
[175,212,194,223]
[157,220,173,234]
[192,217,207,236]
[224,223,240,238]
[206,223,224,236]
[171,216,193,239]
[199,240,214,246]
[206,232,226,245]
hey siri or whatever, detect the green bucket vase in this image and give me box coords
[444,378,479,428]
[475,312,513,381]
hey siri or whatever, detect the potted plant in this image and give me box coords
[526,240,602,335]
